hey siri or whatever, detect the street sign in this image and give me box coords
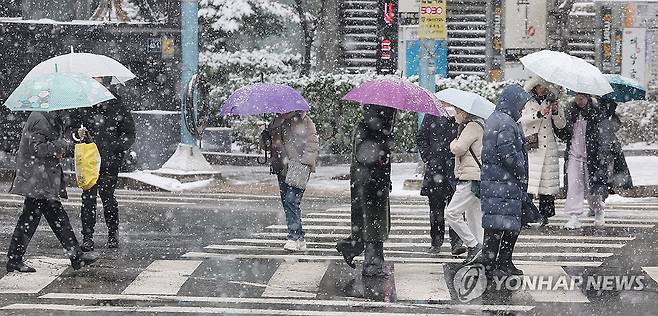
[503,0,546,60]
[377,0,399,75]
[147,37,162,54]
[418,0,447,40]
[622,28,647,85]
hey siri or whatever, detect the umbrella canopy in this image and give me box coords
[23,52,136,85]
[3,72,115,112]
[220,83,310,116]
[342,79,447,116]
[435,88,495,119]
[520,50,613,96]
[603,74,646,102]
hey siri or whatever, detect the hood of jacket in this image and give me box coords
[496,84,531,122]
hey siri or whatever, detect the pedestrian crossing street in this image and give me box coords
[0,201,657,315]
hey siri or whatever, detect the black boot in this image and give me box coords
[71,251,99,270]
[107,231,119,249]
[81,236,94,252]
[496,230,522,275]
[336,238,364,269]
[362,242,386,277]
[6,261,36,273]
[428,236,443,254]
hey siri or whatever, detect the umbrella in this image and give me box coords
[23,51,136,85]
[603,74,646,102]
[3,72,115,112]
[435,88,495,119]
[520,50,613,96]
[342,79,447,116]
[220,83,310,116]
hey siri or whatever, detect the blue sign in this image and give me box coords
[405,40,448,78]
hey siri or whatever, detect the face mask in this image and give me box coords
[445,106,457,117]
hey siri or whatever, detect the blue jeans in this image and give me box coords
[278,176,305,241]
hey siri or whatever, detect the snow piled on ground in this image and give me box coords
[120,171,213,192]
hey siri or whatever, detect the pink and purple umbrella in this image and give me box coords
[342,79,447,116]
[220,83,310,116]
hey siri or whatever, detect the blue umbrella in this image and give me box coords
[3,72,115,112]
[603,74,646,102]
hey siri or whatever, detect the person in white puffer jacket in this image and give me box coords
[520,76,567,226]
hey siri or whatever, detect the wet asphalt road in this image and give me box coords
[0,185,655,315]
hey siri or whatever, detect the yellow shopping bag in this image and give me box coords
[74,143,101,190]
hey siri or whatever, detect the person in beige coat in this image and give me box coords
[265,111,320,251]
[520,76,567,225]
[444,108,485,265]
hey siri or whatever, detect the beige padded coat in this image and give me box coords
[450,120,484,181]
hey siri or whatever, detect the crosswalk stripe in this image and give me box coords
[38,293,536,312]
[0,257,69,294]
[516,265,590,303]
[204,245,612,259]
[394,264,451,301]
[303,215,658,224]
[642,267,658,283]
[253,232,636,242]
[266,223,654,231]
[182,252,603,267]
[225,239,626,249]
[122,260,202,295]
[261,262,329,298]
[0,303,472,315]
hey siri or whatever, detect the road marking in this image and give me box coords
[253,232,636,242]
[122,260,201,295]
[517,265,589,303]
[38,293,536,312]
[0,303,471,315]
[0,257,69,294]
[642,267,658,283]
[261,262,329,298]
[0,198,193,207]
[204,245,612,259]
[394,263,451,301]
[266,223,654,232]
[225,239,626,249]
[303,216,658,224]
[182,252,602,267]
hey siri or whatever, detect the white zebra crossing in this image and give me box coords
[394,263,451,301]
[0,258,69,294]
[260,262,329,298]
[121,260,202,295]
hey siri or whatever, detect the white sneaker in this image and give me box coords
[283,239,299,251]
[564,215,583,230]
[594,210,605,227]
[297,239,307,251]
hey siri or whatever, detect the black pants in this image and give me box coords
[528,194,555,218]
[482,228,519,272]
[428,194,461,247]
[7,198,81,263]
[81,154,121,238]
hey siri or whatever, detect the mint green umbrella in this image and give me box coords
[3,72,115,112]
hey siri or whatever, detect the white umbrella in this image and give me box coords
[520,50,613,96]
[435,88,495,119]
[23,50,136,85]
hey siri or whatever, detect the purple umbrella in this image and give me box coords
[220,83,310,116]
[342,79,447,116]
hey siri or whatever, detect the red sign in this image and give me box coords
[384,0,394,25]
[420,6,444,15]
[527,26,535,37]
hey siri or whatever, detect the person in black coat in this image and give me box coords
[7,110,97,272]
[337,104,396,277]
[555,94,610,228]
[72,79,136,251]
[416,114,465,255]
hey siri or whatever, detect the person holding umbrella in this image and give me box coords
[555,93,610,228]
[416,112,466,255]
[3,72,110,272]
[480,84,532,276]
[435,88,494,265]
[263,110,319,251]
[520,76,567,226]
[73,77,135,251]
[221,83,318,252]
[337,79,447,276]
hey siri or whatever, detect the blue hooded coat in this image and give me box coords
[481,85,532,232]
